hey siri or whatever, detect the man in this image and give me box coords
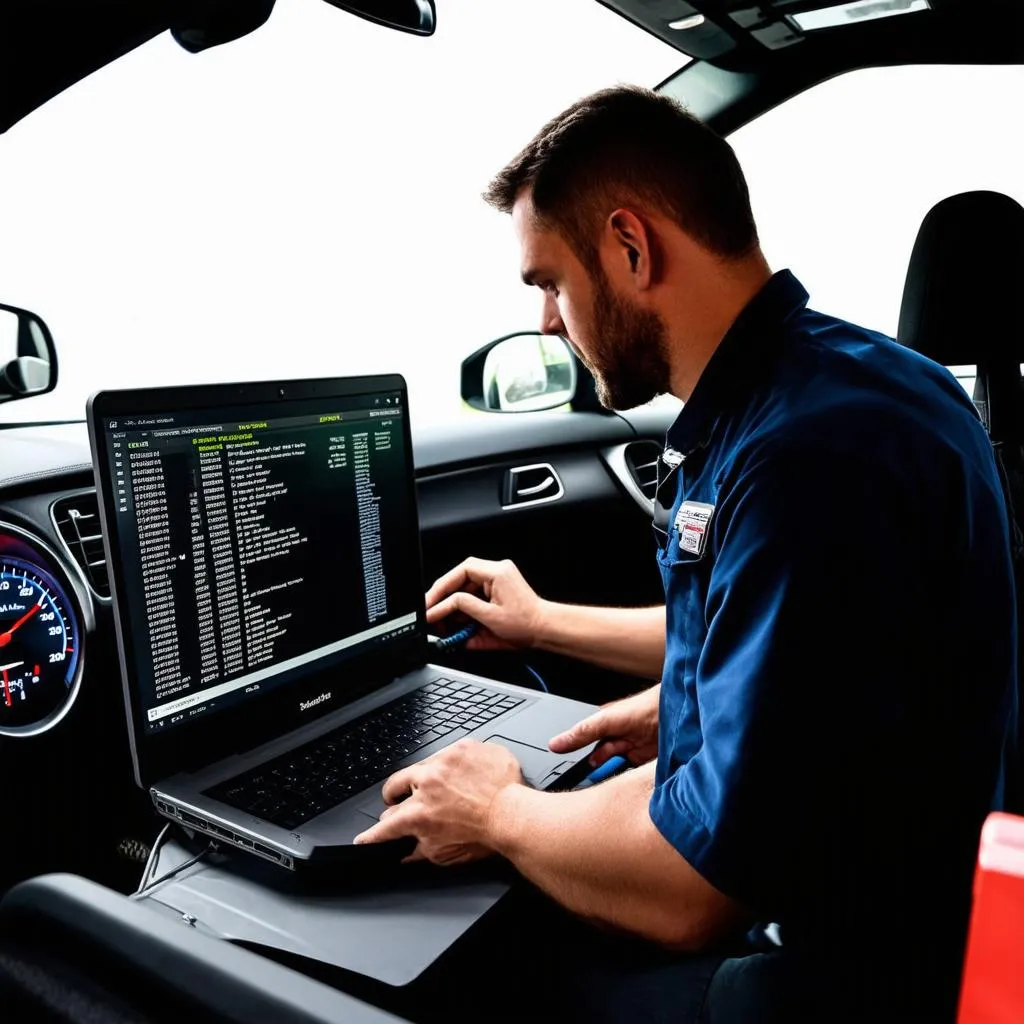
[356,86,1015,1021]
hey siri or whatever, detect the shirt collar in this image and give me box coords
[666,269,809,457]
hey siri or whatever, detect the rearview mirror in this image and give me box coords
[0,304,58,404]
[462,332,576,413]
[321,0,436,36]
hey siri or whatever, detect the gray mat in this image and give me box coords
[137,838,510,987]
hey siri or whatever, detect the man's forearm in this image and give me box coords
[534,602,665,678]
[486,764,740,949]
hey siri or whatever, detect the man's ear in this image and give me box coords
[607,208,656,291]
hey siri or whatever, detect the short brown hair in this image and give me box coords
[484,85,758,270]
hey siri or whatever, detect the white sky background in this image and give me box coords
[0,2,1022,424]
[731,64,1024,340]
[0,0,682,424]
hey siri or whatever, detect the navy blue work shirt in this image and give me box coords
[649,270,1016,1016]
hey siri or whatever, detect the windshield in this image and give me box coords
[0,0,683,425]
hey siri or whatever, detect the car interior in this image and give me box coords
[0,1,1022,1020]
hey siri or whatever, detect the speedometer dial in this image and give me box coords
[0,557,82,734]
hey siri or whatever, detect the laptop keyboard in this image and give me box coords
[205,679,525,831]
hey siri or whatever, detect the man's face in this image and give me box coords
[512,196,671,410]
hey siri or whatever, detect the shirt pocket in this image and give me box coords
[657,524,708,571]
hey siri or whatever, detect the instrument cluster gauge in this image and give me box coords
[0,523,90,737]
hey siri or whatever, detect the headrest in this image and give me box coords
[898,191,1024,368]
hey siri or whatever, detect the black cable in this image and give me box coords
[130,825,217,901]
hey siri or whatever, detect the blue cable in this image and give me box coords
[585,755,628,784]
[522,663,549,693]
[431,621,551,694]
[432,623,479,650]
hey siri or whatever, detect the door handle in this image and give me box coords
[502,463,564,509]
[515,475,556,497]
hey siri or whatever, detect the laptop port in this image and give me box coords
[178,810,207,830]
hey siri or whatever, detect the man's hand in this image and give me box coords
[353,739,525,865]
[425,557,546,651]
[549,685,661,768]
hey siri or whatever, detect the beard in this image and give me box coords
[579,270,672,411]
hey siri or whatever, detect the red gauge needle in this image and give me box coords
[0,601,41,649]
[2,669,9,708]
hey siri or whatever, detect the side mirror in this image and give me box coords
[0,304,57,405]
[462,332,577,413]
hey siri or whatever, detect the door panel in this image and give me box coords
[416,413,675,704]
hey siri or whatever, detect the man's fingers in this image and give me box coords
[465,631,514,652]
[424,576,482,617]
[548,710,609,753]
[424,562,474,610]
[425,558,503,610]
[381,765,423,805]
[425,590,496,627]
[589,738,632,768]
[353,807,414,846]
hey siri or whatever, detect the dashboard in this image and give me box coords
[0,428,105,736]
[0,523,88,735]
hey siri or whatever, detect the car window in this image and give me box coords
[0,0,684,425]
[729,65,1024,396]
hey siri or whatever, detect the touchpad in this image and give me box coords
[357,789,388,822]
[356,737,570,822]
[484,736,569,787]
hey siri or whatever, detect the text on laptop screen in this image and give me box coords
[101,390,419,733]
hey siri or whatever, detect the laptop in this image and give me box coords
[87,375,597,873]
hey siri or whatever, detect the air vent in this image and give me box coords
[623,441,662,502]
[51,492,110,598]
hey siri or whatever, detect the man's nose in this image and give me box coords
[540,293,566,338]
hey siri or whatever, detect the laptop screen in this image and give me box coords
[91,379,423,758]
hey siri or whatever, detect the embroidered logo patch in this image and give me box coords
[674,501,715,556]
